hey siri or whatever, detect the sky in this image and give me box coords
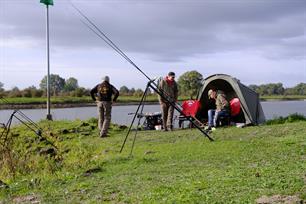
[0,0,305,90]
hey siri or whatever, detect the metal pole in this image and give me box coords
[46,5,52,120]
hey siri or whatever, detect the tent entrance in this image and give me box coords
[196,79,246,124]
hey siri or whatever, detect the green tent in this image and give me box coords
[196,74,265,125]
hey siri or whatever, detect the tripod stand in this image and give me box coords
[120,80,153,156]
[120,79,214,155]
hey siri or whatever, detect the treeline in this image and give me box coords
[0,74,89,98]
[248,83,306,96]
[0,71,305,99]
[0,74,148,98]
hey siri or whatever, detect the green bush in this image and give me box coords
[265,113,306,125]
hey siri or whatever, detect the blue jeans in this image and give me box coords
[208,109,215,127]
[214,110,229,127]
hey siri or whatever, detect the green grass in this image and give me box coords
[0,120,305,203]
[265,113,306,125]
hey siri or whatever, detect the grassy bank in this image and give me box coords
[260,95,306,101]
[0,118,305,203]
[0,96,159,109]
[0,96,156,105]
[0,95,195,109]
[0,95,196,105]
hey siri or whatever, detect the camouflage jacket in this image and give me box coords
[215,91,229,111]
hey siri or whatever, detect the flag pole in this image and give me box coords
[46,4,52,120]
[41,0,53,120]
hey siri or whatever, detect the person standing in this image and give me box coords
[158,72,178,131]
[90,76,119,137]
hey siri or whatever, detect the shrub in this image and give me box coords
[265,113,306,125]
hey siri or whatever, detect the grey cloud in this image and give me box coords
[0,0,305,62]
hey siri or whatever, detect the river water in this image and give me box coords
[0,101,306,126]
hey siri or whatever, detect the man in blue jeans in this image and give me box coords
[214,90,230,127]
[207,89,230,129]
[207,89,217,130]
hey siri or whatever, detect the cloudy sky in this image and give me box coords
[0,0,305,90]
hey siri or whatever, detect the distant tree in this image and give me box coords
[0,82,4,97]
[119,86,130,95]
[284,87,294,95]
[64,77,79,92]
[22,86,43,97]
[0,81,4,92]
[271,83,284,95]
[71,87,90,97]
[177,70,203,98]
[286,83,306,95]
[248,84,259,93]
[251,83,285,96]
[129,88,136,95]
[39,74,65,96]
[8,87,22,97]
[22,86,34,97]
[249,82,306,96]
[134,88,144,97]
[269,83,284,95]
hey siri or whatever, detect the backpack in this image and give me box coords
[97,82,112,101]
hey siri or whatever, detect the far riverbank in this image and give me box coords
[0,95,305,110]
[0,101,159,110]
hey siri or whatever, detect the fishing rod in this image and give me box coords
[0,97,42,132]
[69,2,214,142]
[70,2,151,81]
[70,2,175,100]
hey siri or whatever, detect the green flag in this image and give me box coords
[40,0,53,6]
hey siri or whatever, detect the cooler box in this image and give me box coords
[181,100,201,117]
[230,98,241,116]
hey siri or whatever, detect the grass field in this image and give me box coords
[0,119,305,203]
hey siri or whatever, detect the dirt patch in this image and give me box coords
[0,180,9,189]
[83,167,104,177]
[256,195,303,204]
[12,194,40,204]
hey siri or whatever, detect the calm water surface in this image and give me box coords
[1,101,306,126]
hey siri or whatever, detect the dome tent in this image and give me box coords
[196,74,265,125]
